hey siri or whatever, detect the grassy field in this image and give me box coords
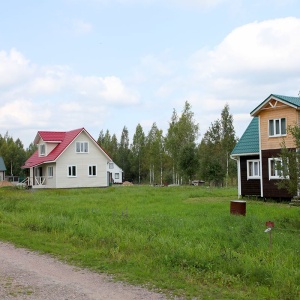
[0,185,299,299]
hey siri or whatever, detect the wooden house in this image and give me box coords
[231,94,300,199]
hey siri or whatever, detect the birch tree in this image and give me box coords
[130,124,146,184]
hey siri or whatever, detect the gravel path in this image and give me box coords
[0,241,167,300]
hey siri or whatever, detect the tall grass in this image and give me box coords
[0,186,299,299]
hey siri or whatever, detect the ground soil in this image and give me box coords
[0,181,13,187]
[0,242,167,300]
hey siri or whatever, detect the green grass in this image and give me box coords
[0,185,299,299]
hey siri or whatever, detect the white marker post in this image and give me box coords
[265,221,274,251]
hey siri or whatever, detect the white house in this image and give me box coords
[22,128,113,188]
[107,162,123,184]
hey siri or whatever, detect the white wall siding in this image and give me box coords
[55,131,109,188]
[107,162,123,184]
[46,163,56,188]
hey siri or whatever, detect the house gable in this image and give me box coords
[251,94,300,116]
[259,104,298,150]
[54,130,111,188]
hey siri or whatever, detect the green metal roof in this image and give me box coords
[0,157,6,171]
[251,94,300,116]
[231,117,259,156]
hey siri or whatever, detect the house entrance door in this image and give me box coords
[107,172,113,186]
[34,167,43,185]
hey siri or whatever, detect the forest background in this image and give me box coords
[0,102,238,186]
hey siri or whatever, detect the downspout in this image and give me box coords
[230,155,241,199]
[258,115,263,198]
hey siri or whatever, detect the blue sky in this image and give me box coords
[1,0,300,147]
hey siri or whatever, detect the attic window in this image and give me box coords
[269,118,286,137]
[39,144,45,156]
[76,142,88,153]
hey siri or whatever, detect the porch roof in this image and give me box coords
[231,117,259,156]
[0,156,6,171]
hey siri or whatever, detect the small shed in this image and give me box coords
[0,157,7,181]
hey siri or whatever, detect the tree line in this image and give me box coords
[0,101,238,186]
[98,101,238,185]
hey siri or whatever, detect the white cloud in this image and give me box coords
[0,48,140,146]
[0,48,35,88]
[187,17,300,111]
[192,17,300,78]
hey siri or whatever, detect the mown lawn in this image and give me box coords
[0,185,299,299]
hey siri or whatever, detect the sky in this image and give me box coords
[1,0,300,148]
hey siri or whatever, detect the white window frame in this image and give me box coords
[88,165,97,176]
[48,166,53,178]
[68,165,77,177]
[269,118,286,137]
[109,162,114,169]
[39,144,46,156]
[115,173,120,180]
[269,158,288,179]
[247,160,260,179]
[75,141,89,153]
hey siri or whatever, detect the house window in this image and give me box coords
[269,158,288,179]
[68,165,77,177]
[269,118,286,137]
[109,162,114,169]
[115,173,119,179]
[39,144,46,156]
[48,166,53,177]
[89,165,97,176]
[247,160,260,179]
[76,142,88,153]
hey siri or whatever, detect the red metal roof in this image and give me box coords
[34,131,66,144]
[22,128,111,168]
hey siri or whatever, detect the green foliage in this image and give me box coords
[0,186,299,300]
[199,104,238,186]
[145,123,165,185]
[165,102,200,184]
[178,142,199,181]
[130,124,146,183]
[278,125,300,196]
[0,132,27,176]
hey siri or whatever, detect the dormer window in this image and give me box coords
[269,118,286,137]
[76,142,88,153]
[39,144,46,156]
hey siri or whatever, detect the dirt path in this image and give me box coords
[0,242,167,300]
